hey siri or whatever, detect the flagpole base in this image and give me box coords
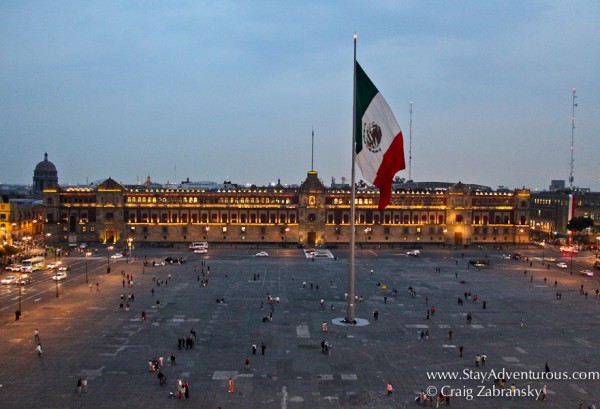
[332,317,369,327]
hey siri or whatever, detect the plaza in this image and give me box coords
[1,244,599,408]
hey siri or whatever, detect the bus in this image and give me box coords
[189,242,209,250]
[21,256,45,273]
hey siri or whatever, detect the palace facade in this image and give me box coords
[42,170,531,247]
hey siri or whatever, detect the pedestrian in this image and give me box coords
[81,377,87,393]
[426,309,430,320]
[475,354,481,366]
[77,378,82,394]
[373,310,379,320]
[321,340,326,353]
[141,311,146,321]
[245,357,250,369]
[545,361,550,373]
[170,353,176,365]
[322,321,328,332]
[96,282,100,292]
[252,343,257,355]
[228,377,234,393]
[34,329,40,343]
[36,343,43,357]
[459,345,463,357]
[481,353,487,366]
[261,342,266,355]
[386,381,393,395]
[541,384,547,401]
[448,330,453,340]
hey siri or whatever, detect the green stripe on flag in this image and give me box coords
[355,61,379,155]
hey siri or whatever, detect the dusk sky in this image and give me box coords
[1,1,599,191]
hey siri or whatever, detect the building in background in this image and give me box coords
[43,168,530,248]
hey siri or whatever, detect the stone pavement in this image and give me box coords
[1,246,599,408]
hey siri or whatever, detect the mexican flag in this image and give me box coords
[355,61,405,211]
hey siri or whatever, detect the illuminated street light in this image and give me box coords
[85,251,92,284]
[127,237,133,263]
[106,245,113,274]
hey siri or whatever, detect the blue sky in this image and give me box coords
[1,1,599,191]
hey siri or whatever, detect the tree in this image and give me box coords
[567,216,595,243]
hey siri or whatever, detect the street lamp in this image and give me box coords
[106,245,113,274]
[85,251,92,284]
[55,270,59,298]
[127,237,133,263]
[205,226,210,242]
[17,273,22,320]
[541,241,545,265]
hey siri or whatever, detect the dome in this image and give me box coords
[34,153,57,173]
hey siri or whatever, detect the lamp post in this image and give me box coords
[541,241,545,265]
[85,251,91,284]
[17,273,22,320]
[205,226,210,243]
[127,237,133,263]
[55,270,59,298]
[106,245,113,274]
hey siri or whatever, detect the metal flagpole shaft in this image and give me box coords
[346,33,357,324]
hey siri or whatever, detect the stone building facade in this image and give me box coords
[42,170,530,247]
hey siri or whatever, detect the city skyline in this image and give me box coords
[1,1,599,191]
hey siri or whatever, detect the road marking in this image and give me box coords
[281,386,288,409]
[34,298,42,302]
[296,324,310,338]
[515,347,527,354]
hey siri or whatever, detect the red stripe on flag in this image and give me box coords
[373,132,405,211]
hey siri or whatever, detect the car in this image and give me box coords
[194,248,208,254]
[1,275,17,285]
[580,270,594,277]
[511,254,523,260]
[7,264,23,272]
[110,253,124,259]
[502,254,512,259]
[556,262,568,269]
[406,250,420,256]
[469,260,490,267]
[15,276,33,285]
[58,266,70,272]
[543,257,556,262]
[255,251,269,257]
[47,261,62,269]
[51,272,68,280]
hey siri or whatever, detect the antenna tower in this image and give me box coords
[569,88,577,189]
[408,101,413,181]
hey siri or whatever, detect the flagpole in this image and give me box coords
[345,33,357,324]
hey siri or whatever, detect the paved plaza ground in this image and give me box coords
[1,244,599,408]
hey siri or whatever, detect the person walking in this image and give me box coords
[34,329,40,343]
[228,377,235,393]
[36,343,43,357]
[261,342,266,355]
[245,357,250,370]
[386,382,393,395]
[252,343,257,355]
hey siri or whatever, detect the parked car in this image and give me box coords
[406,250,420,256]
[7,264,23,272]
[1,275,17,285]
[51,272,68,281]
[255,251,269,257]
[556,262,568,269]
